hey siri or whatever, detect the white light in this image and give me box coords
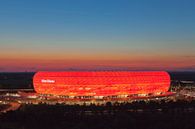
[41,79,55,83]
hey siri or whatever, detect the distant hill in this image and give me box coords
[0,72,35,89]
[169,71,195,81]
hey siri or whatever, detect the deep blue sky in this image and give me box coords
[0,0,195,71]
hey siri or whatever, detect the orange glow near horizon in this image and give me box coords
[0,0,195,72]
[0,50,195,72]
[0,58,194,72]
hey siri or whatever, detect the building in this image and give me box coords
[33,71,171,98]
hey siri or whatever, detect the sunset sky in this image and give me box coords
[0,0,195,72]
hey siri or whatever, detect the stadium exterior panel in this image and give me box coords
[33,71,171,97]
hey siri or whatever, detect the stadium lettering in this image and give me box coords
[41,79,55,83]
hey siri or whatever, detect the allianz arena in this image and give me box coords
[33,71,171,98]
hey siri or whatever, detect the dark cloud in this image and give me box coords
[0,67,5,71]
[182,55,195,58]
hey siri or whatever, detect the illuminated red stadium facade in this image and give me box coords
[33,71,171,98]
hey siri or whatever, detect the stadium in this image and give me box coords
[33,71,172,100]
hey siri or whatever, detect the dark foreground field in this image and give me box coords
[0,100,195,129]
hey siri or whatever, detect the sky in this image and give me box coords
[0,0,195,72]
